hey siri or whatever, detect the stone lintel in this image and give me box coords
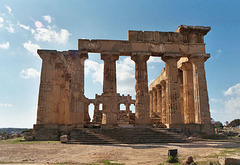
[78,39,206,55]
[129,30,184,43]
[176,25,211,35]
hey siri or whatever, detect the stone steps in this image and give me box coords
[67,128,187,144]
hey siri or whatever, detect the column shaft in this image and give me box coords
[149,91,153,117]
[190,54,211,124]
[152,88,157,117]
[161,81,167,123]
[156,85,162,121]
[131,53,150,124]
[37,50,57,124]
[69,51,89,124]
[162,53,182,124]
[181,62,195,123]
[101,53,119,125]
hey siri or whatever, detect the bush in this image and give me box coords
[228,119,240,127]
[166,156,179,163]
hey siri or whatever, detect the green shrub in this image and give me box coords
[166,156,179,163]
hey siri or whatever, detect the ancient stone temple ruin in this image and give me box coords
[33,25,213,141]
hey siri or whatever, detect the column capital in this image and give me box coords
[161,52,182,62]
[37,50,58,60]
[101,52,119,61]
[156,84,162,90]
[131,52,150,62]
[189,53,210,62]
[179,62,192,71]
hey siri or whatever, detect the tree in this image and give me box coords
[228,119,240,127]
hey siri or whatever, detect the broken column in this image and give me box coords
[69,50,89,124]
[101,53,119,125]
[131,52,150,125]
[37,50,58,124]
[162,53,182,125]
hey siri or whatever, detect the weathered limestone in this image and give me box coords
[180,62,195,123]
[149,90,153,117]
[131,52,150,125]
[152,87,157,117]
[33,25,213,141]
[161,81,167,124]
[162,53,182,125]
[37,50,58,124]
[156,84,162,120]
[190,54,211,124]
[101,53,119,125]
[69,50,89,124]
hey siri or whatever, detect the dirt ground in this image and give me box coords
[0,139,240,165]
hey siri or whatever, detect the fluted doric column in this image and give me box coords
[162,52,182,125]
[161,81,167,123]
[131,52,150,124]
[190,54,211,124]
[180,62,195,123]
[101,53,119,125]
[149,90,153,117]
[69,50,89,124]
[152,87,157,117]
[156,84,162,121]
[37,50,58,124]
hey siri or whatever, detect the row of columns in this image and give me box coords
[149,53,211,125]
[37,50,151,126]
[101,52,150,125]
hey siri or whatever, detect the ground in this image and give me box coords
[0,138,240,165]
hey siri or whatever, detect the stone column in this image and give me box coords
[156,84,162,120]
[149,90,153,117]
[152,87,157,117]
[69,50,89,124]
[131,52,150,125]
[161,81,167,123]
[190,54,211,124]
[162,53,182,125]
[36,50,58,124]
[181,62,195,123]
[101,53,119,125]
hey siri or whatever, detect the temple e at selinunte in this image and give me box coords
[32,25,214,141]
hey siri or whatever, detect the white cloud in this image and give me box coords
[148,56,163,63]
[43,15,52,23]
[0,17,4,27]
[224,83,240,96]
[0,103,13,107]
[5,23,14,33]
[23,41,40,56]
[19,68,40,79]
[116,57,135,95]
[212,83,240,122]
[5,5,12,14]
[18,22,35,33]
[34,27,71,44]
[85,60,103,84]
[0,42,9,49]
[223,83,240,115]
[85,57,136,95]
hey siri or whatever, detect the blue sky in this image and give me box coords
[0,0,240,128]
